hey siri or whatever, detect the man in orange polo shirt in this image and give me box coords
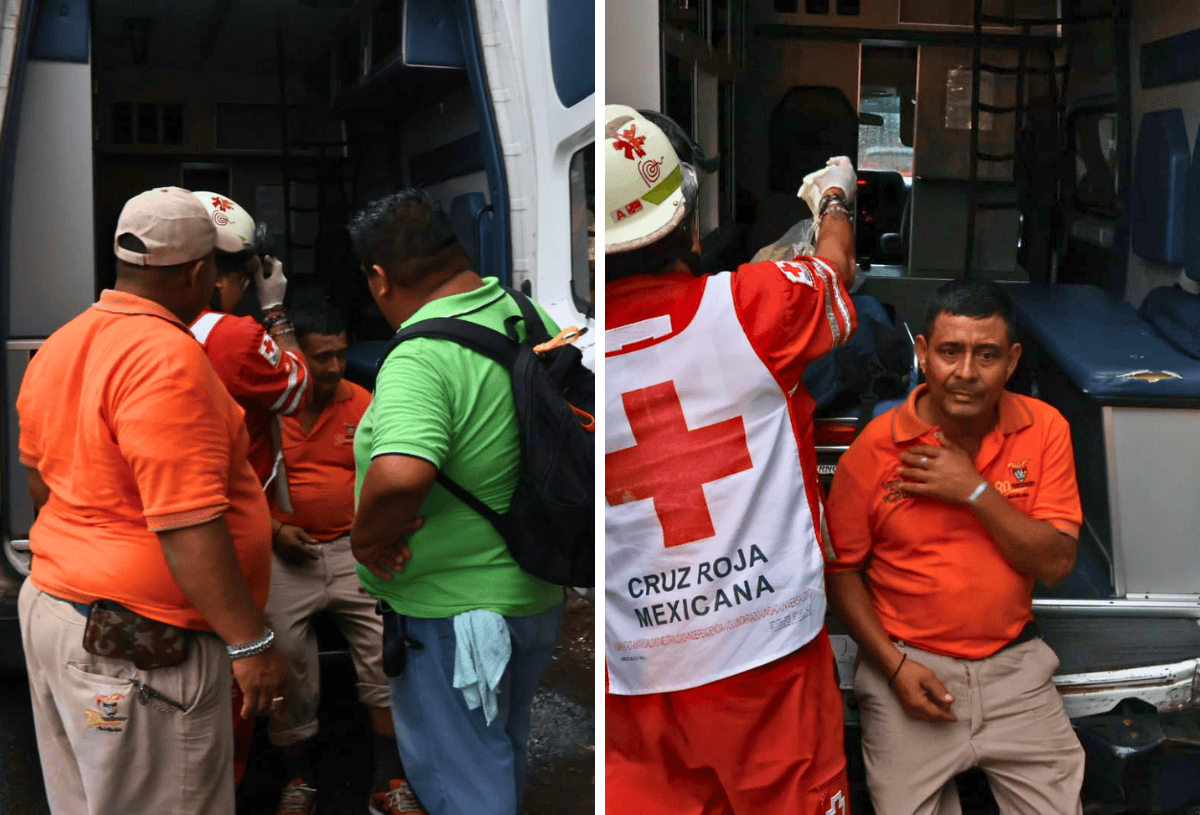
[826,279,1086,815]
[16,186,289,815]
[264,301,419,815]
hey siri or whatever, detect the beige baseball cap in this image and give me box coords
[113,186,241,266]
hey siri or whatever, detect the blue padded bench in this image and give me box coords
[1006,284,1200,406]
[1008,284,1200,599]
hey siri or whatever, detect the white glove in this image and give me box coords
[797,155,858,219]
[255,255,287,310]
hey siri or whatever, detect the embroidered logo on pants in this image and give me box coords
[86,694,127,732]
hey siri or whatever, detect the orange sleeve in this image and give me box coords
[730,258,857,394]
[109,338,235,526]
[1029,407,1083,539]
[824,438,878,572]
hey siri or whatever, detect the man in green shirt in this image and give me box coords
[348,189,564,815]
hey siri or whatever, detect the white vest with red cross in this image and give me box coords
[605,271,828,695]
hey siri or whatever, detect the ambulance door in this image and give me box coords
[2,0,95,588]
[460,0,595,366]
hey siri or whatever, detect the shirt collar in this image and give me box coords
[333,379,354,403]
[92,289,190,331]
[892,383,1033,443]
[400,277,506,328]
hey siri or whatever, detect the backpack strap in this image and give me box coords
[380,315,523,531]
[501,286,551,344]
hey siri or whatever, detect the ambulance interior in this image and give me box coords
[611,0,1200,806]
[3,0,595,581]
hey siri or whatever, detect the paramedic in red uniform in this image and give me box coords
[189,191,310,488]
[187,191,310,788]
[825,279,1086,815]
[603,104,859,814]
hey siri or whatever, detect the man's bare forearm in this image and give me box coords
[158,517,267,645]
[351,454,436,563]
[814,186,856,288]
[969,487,1077,585]
[826,570,904,677]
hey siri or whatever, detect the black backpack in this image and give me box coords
[382,287,595,588]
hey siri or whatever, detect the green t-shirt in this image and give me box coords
[354,278,564,618]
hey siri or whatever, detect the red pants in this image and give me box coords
[606,628,851,815]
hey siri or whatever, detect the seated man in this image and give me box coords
[264,301,421,815]
[826,279,1086,815]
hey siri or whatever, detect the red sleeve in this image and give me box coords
[824,437,877,572]
[730,257,857,394]
[207,316,309,416]
[1029,404,1083,538]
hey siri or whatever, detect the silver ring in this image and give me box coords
[270,696,284,710]
[920,456,928,465]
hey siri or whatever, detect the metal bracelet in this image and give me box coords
[818,191,847,217]
[967,480,989,504]
[819,202,852,220]
[268,326,295,336]
[226,627,274,661]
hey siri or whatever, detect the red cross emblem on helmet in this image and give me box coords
[612,125,648,161]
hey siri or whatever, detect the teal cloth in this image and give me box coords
[452,609,512,725]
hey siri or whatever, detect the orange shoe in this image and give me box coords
[368,778,425,815]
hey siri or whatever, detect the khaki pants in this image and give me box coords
[264,535,389,746]
[19,580,234,815]
[854,637,1085,815]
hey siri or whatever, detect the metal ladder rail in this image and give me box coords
[965,2,1114,278]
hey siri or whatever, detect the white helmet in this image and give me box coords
[604,105,696,254]
[191,191,256,252]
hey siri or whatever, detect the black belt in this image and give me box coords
[999,619,1042,652]
[893,620,1041,654]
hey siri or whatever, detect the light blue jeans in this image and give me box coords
[387,602,564,815]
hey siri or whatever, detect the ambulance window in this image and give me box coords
[858,46,916,182]
[569,144,595,316]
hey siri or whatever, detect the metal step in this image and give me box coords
[1039,615,1200,675]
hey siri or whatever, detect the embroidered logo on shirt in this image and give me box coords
[775,261,816,288]
[86,694,127,732]
[259,333,281,367]
[335,423,357,445]
[882,476,909,503]
[1009,459,1029,482]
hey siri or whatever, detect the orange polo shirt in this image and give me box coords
[271,379,371,541]
[17,290,273,631]
[826,384,1081,659]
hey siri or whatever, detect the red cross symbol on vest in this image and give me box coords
[606,381,753,548]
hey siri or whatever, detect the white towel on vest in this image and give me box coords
[452,610,512,725]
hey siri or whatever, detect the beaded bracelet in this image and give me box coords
[887,652,907,687]
[227,627,274,661]
[819,202,852,220]
[818,191,848,217]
